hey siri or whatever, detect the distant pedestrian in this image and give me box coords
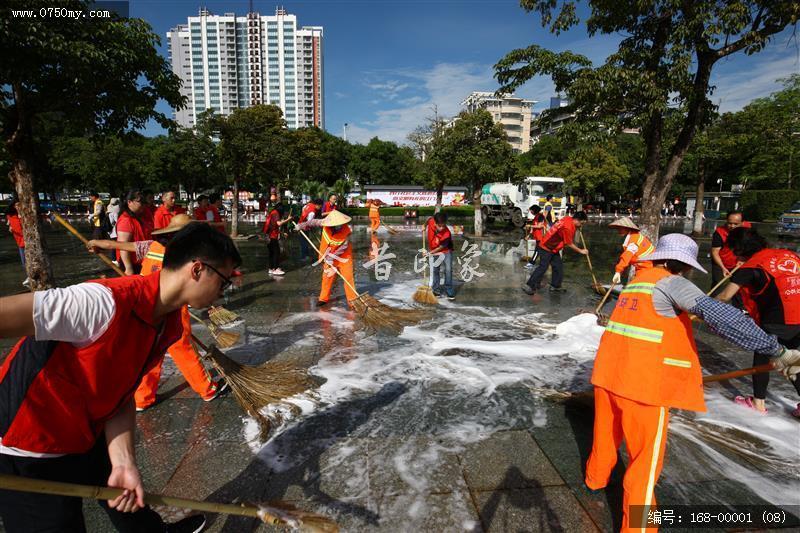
[263,202,293,276]
[88,192,106,241]
[6,201,28,287]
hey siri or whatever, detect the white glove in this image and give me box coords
[773,349,800,381]
[612,272,622,285]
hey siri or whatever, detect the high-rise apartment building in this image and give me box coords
[460,92,535,153]
[166,8,323,130]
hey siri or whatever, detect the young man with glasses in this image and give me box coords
[0,222,240,532]
[87,215,230,410]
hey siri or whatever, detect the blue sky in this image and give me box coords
[133,0,800,144]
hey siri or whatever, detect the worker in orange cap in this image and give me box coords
[586,232,800,532]
[87,214,226,410]
[310,209,358,308]
[608,216,655,285]
[368,199,381,233]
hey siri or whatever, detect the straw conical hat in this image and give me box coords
[608,217,639,231]
[321,209,352,227]
[152,213,196,235]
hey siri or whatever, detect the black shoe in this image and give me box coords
[549,286,566,292]
[166,514,206,533]
[432,291,442,297]
[317,300,328,307]
[521,284,535,295]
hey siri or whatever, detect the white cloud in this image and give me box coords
[713,47,799,112]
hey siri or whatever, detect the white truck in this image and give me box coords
[480,176,567,227]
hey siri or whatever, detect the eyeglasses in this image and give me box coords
[199,261,232,291]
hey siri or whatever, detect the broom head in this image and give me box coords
[207,322,240,348]
[413,284,439,305]
[350,293,432,334]
[208,305,241,326]
[258,501,339,532]
[203,346,316,439]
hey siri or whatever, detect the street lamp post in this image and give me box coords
[716,178,723,211]
[343,122,348,142]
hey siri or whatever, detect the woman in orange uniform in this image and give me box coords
[368,199,381,233]
[608,217,655,285]
[586,233,800,531]
[316,210,358,308]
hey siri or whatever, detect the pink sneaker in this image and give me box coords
[791,403,800,419]
[734,395,767,415]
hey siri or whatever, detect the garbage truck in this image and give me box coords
[480,177,567,227]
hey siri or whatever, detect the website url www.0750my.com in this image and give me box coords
[12,7,113,19]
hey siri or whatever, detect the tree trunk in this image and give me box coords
[6,88,55,290]
[435,181,444,214]
[472,182,484,237]
[230,177,239,238]
[691,163,705,237]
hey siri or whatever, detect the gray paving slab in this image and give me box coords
[472,485,600,532]
[460,430,564,491]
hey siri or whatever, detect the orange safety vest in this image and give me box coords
[591,267,705,412]
[320,225,352,261]
[369,203,379,219]
[140,241,165,276]
[615,232,655,273]
[741,248,800,325]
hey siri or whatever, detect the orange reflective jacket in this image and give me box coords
[140,241,165,276]
[615,232,655,273]
[320,225,352,261]
[591,267,705,412]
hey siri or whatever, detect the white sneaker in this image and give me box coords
[271,268,286,276]
[22,278,30,287]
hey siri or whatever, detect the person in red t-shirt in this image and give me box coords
[423,212,455,299]
[710,210,750,290]
[523,211,588,295]
[207,194,226,234]
[524,205,548,268]
[299,198,323,260]
[6,201,28,287]
[116,190,150,275]
[153,190,184,230]
[322,194,338,215]
[262,202,293,276]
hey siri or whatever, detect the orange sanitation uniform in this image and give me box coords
[134,241,215,409]
[587,267,705,532]
[616,232,655,275]
[318,224,358,305]
[369,202,380,232]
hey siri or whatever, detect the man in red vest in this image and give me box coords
[710,210,750,291]
[522,211,589,295]
[299,198,322,261]
[717,227,800,416]
[587,233,800,532]
[153,189,185,230]
[322,194,338,216]
[0,223,241,532]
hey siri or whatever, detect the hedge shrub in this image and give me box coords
[341,206,475,217]
[740,189,800,221]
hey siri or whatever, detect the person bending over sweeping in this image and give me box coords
[87,214,228,411]
[368,199,381,233]
[608,216,655,285]
[522,211,588,295]
[306,209,358,308]
[586,233,800,532]
[717,226,800,417]
[423,212,455,300]
[0,223,241,532]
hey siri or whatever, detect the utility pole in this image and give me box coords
[343,122,348,142]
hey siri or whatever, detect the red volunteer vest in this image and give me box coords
[115,212,147,264]
[592,267,705,412]
[540,216,576,253]
[714,222,752,270]
[741,248,800,325]
[0,272,182,454]
[300,203,317,223]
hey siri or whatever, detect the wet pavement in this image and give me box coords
[1,216,799,532]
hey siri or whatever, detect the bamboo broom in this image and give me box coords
[51,212,239,329]
[413,229,438,305]
[0,474,338,532]
[381,223,399,235]
[295,223,431,334]
[52,212,312,435]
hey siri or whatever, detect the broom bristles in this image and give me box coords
[203,347,315,439]
[206,322,240,348]
[350,294,433,334]
[258,501,340,532]
[208,305,240,326]
[413,285,439,305]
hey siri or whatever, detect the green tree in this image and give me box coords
[495,1,798,238]
[348,137,418,186]
[427,110,518,236]
[213,105,290,237]
[0,0,184,288]
[530,143,629,199]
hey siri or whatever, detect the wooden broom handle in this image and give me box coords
[594,280,615,314]
[706,263,742,296]
[703,363,774,383]
[294,223,362,297]
[0,474,289,524]
[51,212,126,277]
[578,230,599,286]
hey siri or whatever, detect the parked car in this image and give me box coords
[777,201,800,238]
